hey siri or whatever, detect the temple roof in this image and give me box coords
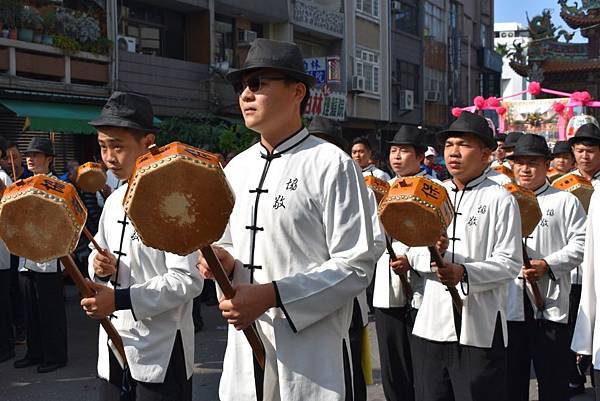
[510,58,600,78]
[560,9,600,29]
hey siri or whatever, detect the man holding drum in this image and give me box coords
[197,38,374,401]
[506,134,586,401]
[80,92,203,401]
[411,112,522,401]
[13,137,69,374]
[372,126,434,401]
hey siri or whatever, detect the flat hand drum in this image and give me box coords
[364,175,390,204]
[378,176,454,247]
[0,176,87,262]
[552,174,593,212]
[493,165,514,181]
[76,162,107,193]
[503,183,541,237]
[123,142,235,256]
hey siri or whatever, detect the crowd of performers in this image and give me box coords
[1,38,600,401]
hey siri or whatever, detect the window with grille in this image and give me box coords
[395,60,419,102]
[355,48,380,94]
[356,0,379,19]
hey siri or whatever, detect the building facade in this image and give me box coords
[0,0,501,169]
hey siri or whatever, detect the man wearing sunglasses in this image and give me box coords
[198,39,375,401]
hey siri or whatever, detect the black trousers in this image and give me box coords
[507,318,570,401]
[375,306,417,401]
[98,331,192,401]
[413,314,507,401]
[19,270,67,364]
[9,255,24,334]
[349,298,366,401]
[0,269,13,355]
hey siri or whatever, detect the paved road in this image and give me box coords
[0,285,595,400]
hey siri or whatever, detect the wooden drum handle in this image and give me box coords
[428,246,464,314]
[521,243,545,311]
[385,237,413,299]
[59,254,127,365]
[200,246,266,370]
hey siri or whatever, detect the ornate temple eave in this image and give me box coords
[560,9,600,29]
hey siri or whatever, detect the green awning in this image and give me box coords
[0,99,161,135]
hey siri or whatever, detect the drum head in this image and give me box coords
[125,145,234,256]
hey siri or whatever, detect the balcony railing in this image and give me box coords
[0,37,110,93]
[293,0,344,38]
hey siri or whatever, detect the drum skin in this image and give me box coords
[364,175,390,204]
[493,165,515,181]
[0,175,87,262]
[76,162,107,193]
[123,142,235,256]
[379,176,454,247]
[503,183,541,237]
[551,174,593,213]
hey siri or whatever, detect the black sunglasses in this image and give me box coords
[233,76,288,95]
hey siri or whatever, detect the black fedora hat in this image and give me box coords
[90,91,156,132]
[552,141,572,156]
[226,39,316,88]
[494,133,507,142]
[568,123,600,146]
[308,116,347,149]
[507,134,552,160]
[502,131,525,150]
[25,137,54,156]
[388,126,427,153]
[437,112,497,150]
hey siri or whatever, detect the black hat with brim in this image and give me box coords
[437,112,497,150]
[503,131,525,150]
[507,133,553,160]
[308,116,347,149]
[90,91,156,133]
[25,137,55,156]
[552,141,572,156]
[388,125,427,153]
[568,123,600,146]
[495,133,507,142]
[226,39,316,88]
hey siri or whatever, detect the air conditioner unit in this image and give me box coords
[238,30,258,44]
[117,35,137,53]
[391,1,402,13]
[425,91,441,102]
[351,75,365,92]
[398,89,414,110]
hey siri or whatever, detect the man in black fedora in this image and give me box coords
[372,125,435,401]
[491,133,509,169]
[14,136,68,374]
[411,112,522,401]
[551,141,575,177]
[506,134,585,401]
[80,91,203,401]
[197,38,375,401]
[568,123,600,188]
